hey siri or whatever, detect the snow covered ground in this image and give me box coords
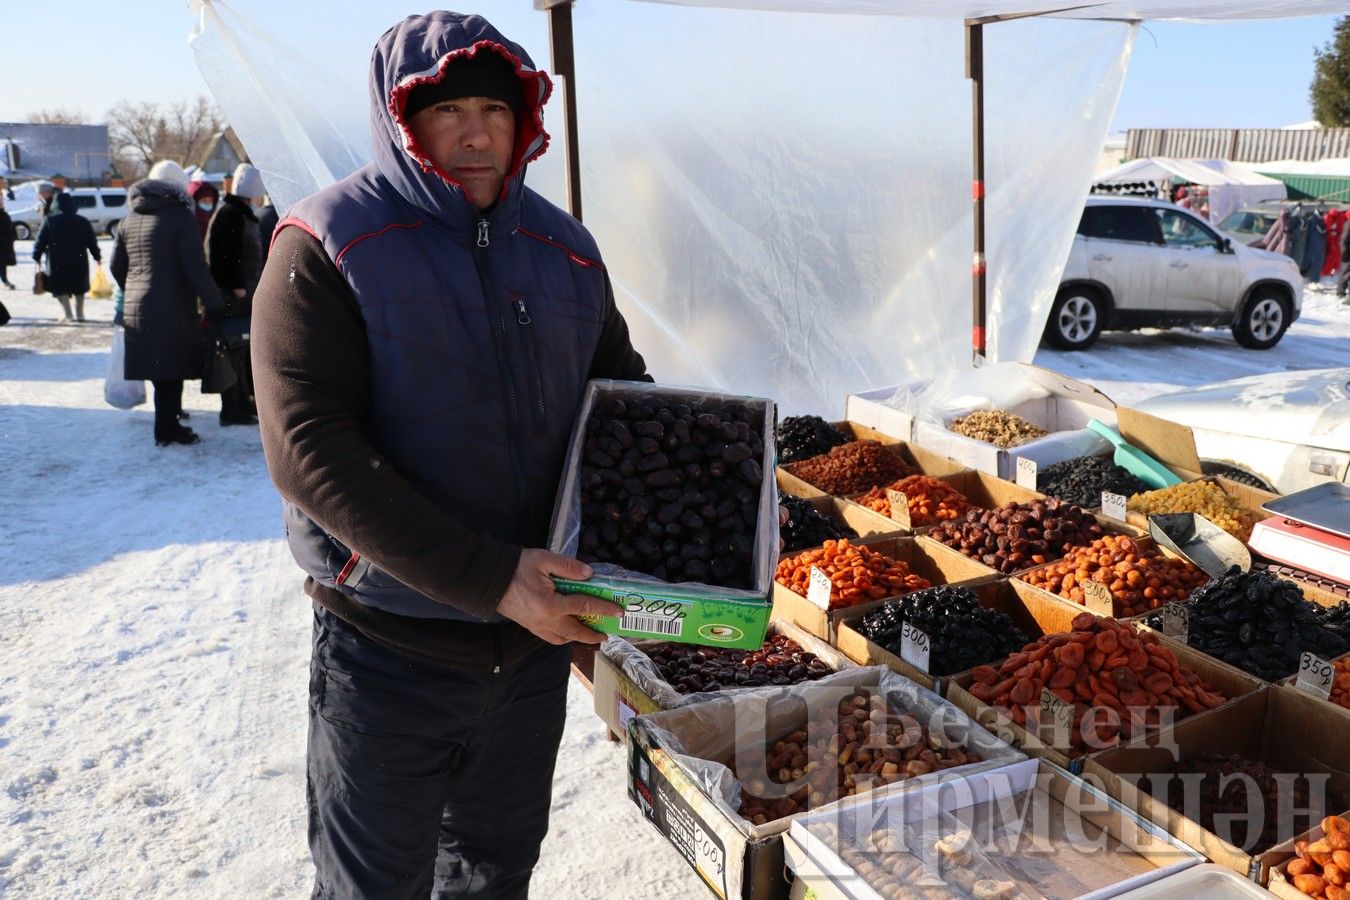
[2,241,1349,898]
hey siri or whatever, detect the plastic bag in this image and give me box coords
[90,264,112,300]
[104,327,146,409]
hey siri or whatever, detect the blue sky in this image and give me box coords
[0,7,1342,134]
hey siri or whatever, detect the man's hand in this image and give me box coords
[497,549,623,645]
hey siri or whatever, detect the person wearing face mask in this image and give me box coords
[190,180,221,239]
[205,162,264,426]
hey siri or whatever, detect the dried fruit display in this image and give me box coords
[1139,754,1324,854]
[1038,455,1151,508]
[856,475,972,528]
[777,491,858,554]
[775,539,931,611]
[643,633,832,694]
[776,415,850,464]
[929,499,1105,574]
[577,396,765,588]
[1142,568,1350,681]
[949,409,1048,448]
[784,440,915,496]
[1286,815,1350,899]
[1022,535,1210,618]
[1126,481,1259,542]
[966,613,1228,758]
[737,688,981,824]
[858,585,1029,677]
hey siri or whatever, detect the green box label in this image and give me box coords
[555,578,770,650]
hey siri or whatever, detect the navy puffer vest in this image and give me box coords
[279,13,608,621]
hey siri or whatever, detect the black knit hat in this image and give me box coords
[404,51,524,118]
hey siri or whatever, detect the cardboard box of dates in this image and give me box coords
[592,617,855,740]
[783,758,1204,900]
[1085,686,1350,884]
[548,380,778,649]
[626,666,1022,900]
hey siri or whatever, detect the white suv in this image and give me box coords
[8,185,129,239]
[1047,196,1304,351]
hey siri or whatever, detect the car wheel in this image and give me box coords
[1200,460,1276,494]
[1043,286,1105,350]
[1231,289,1289,350]
[14,222,31,240]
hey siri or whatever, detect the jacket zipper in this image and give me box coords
[513,298,547,434]
[471,216,531,521]
[492,629,503,675]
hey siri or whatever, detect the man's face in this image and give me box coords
[409,96,516,211]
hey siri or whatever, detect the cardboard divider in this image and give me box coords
[784,758,1203,900]
[832,579,1047,695]
[778,422,971,502]
[773,537,998,642]
[1115,406,1204,480]
[944,587,1265,774]
[795,496,907,545]
[1085,686,1350,884]
[1263,806,1350,899]
[626,666,1023,900]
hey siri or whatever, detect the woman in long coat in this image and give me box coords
[0,193,17,289]
[111,160,224,446]
[33,192,101,321]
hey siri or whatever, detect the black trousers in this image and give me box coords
[220,342,253,419]
[151,379,184,440]
[307,606,571,900]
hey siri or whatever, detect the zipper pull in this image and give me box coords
[513,299,531,325]
[476,219,490,248]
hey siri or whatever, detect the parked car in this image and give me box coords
[1134,368,1350,495]
[1046,196,1303,351]
[1215,203,1285,247]
[8,185,129,239]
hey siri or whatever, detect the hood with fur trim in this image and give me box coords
[369,12,551,228]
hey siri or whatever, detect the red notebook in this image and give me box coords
[1248,517,1350,586]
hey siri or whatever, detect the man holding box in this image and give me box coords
[250,11,648,898]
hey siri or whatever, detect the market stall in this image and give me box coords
[1094,157,1288,224]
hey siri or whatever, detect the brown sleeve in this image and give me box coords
[589,272,652,382]
[251,226,520,620]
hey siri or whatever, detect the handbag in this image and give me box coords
[33,271,45,295]
[104,326,146,409]
[201,342,237,394]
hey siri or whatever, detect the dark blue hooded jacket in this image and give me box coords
[259,13,647,630]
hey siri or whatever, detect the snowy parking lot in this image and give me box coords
[2,240,1349,898]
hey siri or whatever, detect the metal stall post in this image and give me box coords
[536,0,584,222]
[966,20,987,366]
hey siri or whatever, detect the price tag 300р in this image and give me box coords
[1297,652,1335,700]
[899,621,931,672]
[806,566,833,610]
[885,490,912,529]
[1081,580,1115,617]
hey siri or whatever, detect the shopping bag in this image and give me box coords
[104,327,146,409]
[201,343,237,394]
[90,264,112,299]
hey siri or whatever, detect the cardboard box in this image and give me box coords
[785,497,907,547]
[907,365,1119,481]
[832,579,1048,695]
[626,666,1024,900]
[945,591,1264,774]
[549,380,777,650]
[1085,686,1350,883]
[592,617,855,741]
[773,537,998,642]
[843,388,916,442]
[1112,864,1282,898]
[1262,807,1350,899]
[778,422,969,501]
[1125,476,1279,542]
[785,758,1204,900]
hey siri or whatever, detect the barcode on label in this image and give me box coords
[620,613,684,636]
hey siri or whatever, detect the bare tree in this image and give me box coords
[27,107,89,125]
[107,96,224,180]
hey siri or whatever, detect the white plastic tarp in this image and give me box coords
[1094,156,1287,222]
[636,0,1350,18]
[190,1,1138,414]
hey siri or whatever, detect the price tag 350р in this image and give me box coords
[1297,652,1335,700]
[1101,491,1128,523]
[899,621,931,672]
[806,566,833,610]
[1160,603,1189,642]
